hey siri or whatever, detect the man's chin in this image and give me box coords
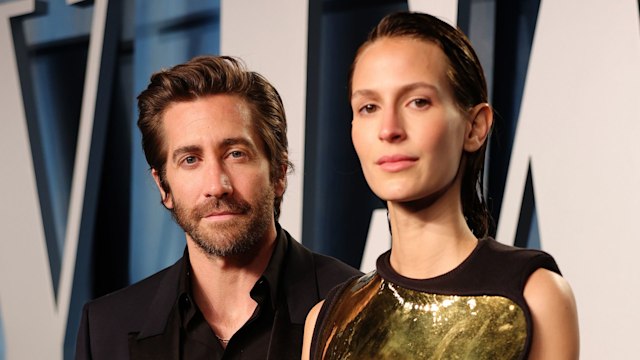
[191,222,260,257]
[197,214,239,228]
[192,235,259,258]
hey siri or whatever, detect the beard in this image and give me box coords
[169,186,275,258]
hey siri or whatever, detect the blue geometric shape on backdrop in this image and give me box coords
[514,161,541,249]
[14,1,94,299]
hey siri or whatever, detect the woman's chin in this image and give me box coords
[373,188,419,203]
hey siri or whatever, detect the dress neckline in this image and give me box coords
[375,238,492,292]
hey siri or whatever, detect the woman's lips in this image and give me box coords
[375,155,418,172]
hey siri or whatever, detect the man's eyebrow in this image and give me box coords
[171,145,201,163]
[221,137,255,149]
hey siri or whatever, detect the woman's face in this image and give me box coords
[350,37,468,203]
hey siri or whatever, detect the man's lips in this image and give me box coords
[375,155,418,172]
[195,198,251,220]
[203,210,242,218]
[201,211,243,223]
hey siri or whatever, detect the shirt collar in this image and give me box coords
[177,223,289,318]
[258,223,288,310]
[177,248,194,328]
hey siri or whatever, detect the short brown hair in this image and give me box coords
[350,12,494,237]
[137,55,292,220]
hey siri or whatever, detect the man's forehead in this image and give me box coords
[160,95,264,153]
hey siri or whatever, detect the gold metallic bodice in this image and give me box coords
[316,272,527,359]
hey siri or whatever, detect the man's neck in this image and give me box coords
[186,225,279,344]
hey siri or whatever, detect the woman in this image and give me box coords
[303,12,579,359]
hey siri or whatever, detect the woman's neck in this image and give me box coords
[387,185,478,279]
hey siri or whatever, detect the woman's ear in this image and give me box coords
[152,168,173,209]
[464,103,493,152]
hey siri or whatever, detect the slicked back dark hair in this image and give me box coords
[137,55,292,220]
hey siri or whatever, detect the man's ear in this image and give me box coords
[464,103,494,152]
[151,168,173,209]
[274,163,288,197]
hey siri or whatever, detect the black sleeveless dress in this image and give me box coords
[310,238,560,359]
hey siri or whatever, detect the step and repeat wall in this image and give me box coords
[0,0,638,358]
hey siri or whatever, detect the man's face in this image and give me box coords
[153,94,284,257]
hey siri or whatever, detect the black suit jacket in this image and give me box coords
[75,229,360,359]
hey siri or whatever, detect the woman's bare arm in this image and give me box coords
[301,301,325,360]
[524,268,579,359]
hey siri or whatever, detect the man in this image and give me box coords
[75,55,360,359]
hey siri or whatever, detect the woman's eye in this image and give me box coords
[411,98,431,108]
[359,104,378,114]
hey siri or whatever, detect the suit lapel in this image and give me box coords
[280,230,320,325]
[128,255,186,359]
[265,231,319,359]
[266,297,304,360]
[128,328,180,360]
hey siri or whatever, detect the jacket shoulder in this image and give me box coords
[283,232,361,298]
[82,258,182,329]
[76,258,183,359]
[311,252,362,296]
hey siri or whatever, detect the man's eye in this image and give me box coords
[184,156,197,164]
[229,150,244,158]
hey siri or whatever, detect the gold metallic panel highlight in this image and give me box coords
[317,273,526,359]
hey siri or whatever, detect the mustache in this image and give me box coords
[193,196,251,218]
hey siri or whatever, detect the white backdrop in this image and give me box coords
[496,1,640,358]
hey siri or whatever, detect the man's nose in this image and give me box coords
[204,161,233,199]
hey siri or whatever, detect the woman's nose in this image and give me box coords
[378,109,407,142]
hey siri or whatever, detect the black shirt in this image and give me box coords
[176,236,287,359]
